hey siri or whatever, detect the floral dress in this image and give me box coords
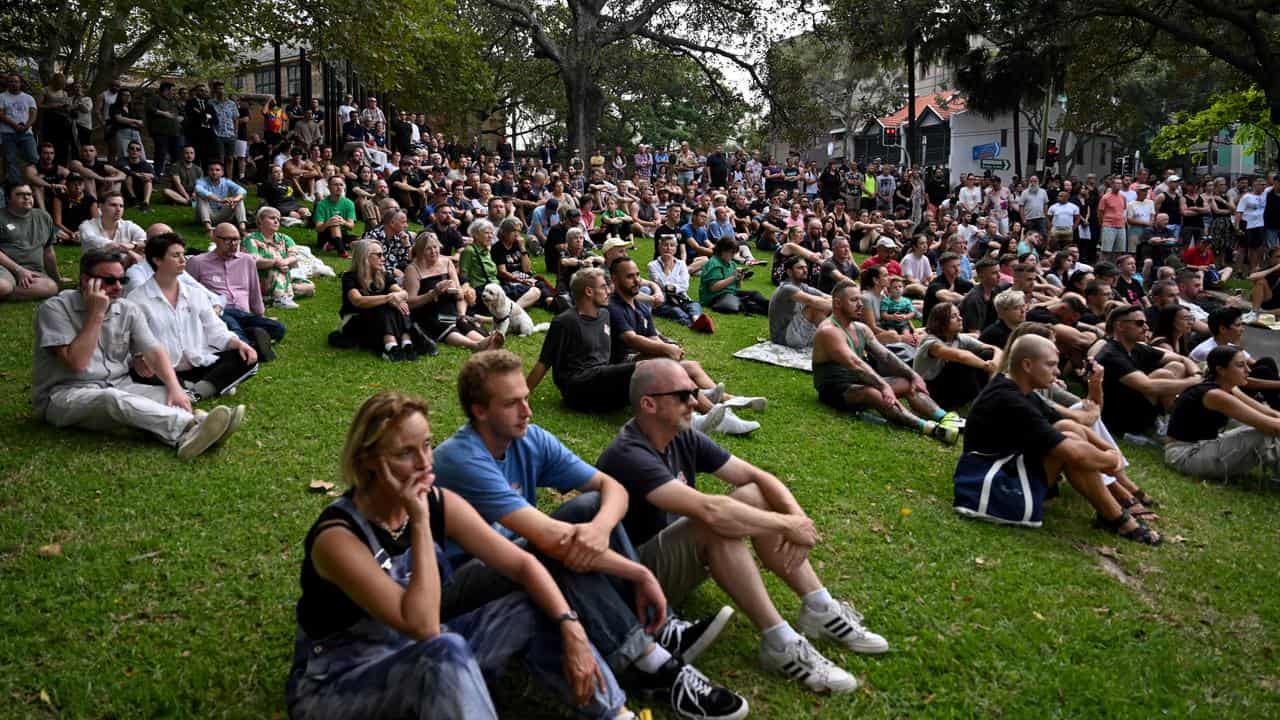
[243,231,311,300]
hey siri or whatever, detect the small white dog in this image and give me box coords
[481,283,550,337]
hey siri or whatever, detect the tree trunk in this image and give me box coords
[563,64,604,160]
[905,39,916,167]
[1013,97,1022,178]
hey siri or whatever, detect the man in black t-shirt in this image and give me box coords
[923,252,972,317]
[963,335,1159,543]
[979,288,1027,349]
[596,358,886,694]
[1094,305,1202,437]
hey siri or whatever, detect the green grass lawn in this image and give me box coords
[3,197,1280,719]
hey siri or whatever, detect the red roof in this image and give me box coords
[880,91,966,129]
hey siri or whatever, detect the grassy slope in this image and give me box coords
[2,198,1280,719]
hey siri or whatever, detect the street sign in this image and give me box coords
[979,159,1010,171]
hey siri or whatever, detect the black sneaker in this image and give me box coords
[657,607,734,663]
[381,345,404,362]
[250,327,276,363]
[401,343,418,362]
[419,334,439,357]
[637,658,748,720]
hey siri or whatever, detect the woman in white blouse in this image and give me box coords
[128,232,258,400]
[649,234,710,331]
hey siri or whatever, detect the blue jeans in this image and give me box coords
[222,306,286,345]
[441,492,654,675]
[653,298,702,326]
[1,131,37,184]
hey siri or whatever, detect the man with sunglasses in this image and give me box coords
[0,182,61,301]
[597,358,886,696]
[1095,305,1202,438]
[32,249,243,460]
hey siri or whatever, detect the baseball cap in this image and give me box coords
[601,236,634,254]
[875,237,898,249]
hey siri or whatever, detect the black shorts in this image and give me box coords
[560,363,636,412]
[1243,227,1269,248]
[817,382,870,412]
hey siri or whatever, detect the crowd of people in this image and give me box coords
[6,70,1280,718]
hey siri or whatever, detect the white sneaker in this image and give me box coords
[280,216,304,227]
[177,406,233,461]
[214,404,246,448]
[1154,415,1169,438]
[700,382,726,404]
[1242,311,1259,325]
[693,404,727,434]
[797,600,889,654]
[723,395,767,412]
[758,636,857,693]
[275,296,300,309]
[713,408,759,435]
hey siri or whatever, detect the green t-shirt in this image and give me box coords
[314,196,355,225]
[459,244,499,287]
[699,255,737,304]
[0,207,55,272]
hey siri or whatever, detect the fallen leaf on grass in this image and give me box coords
[308,480,335,493]
[1168,534,1187,544]
[1032,611,1046,621]
[974,556,987,566]
[900,507,913,517]
[325,490,341,497]
[1096,545,1118,559]
[36,543,62,558]
[39,689,51,706]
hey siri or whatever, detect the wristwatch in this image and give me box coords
[557,610,581,624]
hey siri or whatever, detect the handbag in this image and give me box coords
[953,451,1046,528]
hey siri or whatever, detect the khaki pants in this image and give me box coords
[196,197,247,227]
[1164,426,1280,480]
[637,518,710,607]
[42,383,193,446]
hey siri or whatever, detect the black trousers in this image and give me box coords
[132,350,257,397]
[341,305,413,351]
[926,347,994,411]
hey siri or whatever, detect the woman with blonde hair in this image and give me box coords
[403,232,503,353]
[242,205,314,308]
[333,240,417,361]
[286,391,628,720]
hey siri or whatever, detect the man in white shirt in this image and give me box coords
[78,191,146,262]
[1018,175,1049,237]
[1236,176,1269,273]
[0,72,39,185]
[984,175,1011,234]
[1046,190,1081,251]
[128,232,258,400]
[1125,184,1155,255]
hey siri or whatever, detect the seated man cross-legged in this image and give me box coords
[598,358,888,695]
[1094,305,1202,439]
[768,255,831,349]
[434,350,749,720]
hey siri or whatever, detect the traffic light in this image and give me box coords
[1111,157,1123,175]
[882,126,899,147]
[1044,137,1059,166]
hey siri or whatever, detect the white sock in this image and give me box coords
[762,621,801,651]
[384,342,397,352]
[802,587,834,613]
[633,644,672,674]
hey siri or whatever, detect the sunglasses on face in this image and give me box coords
[91,274,129,286]
[648,388,698,403]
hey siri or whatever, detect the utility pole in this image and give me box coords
[1037,79,1053,178]
[905,38,917,169]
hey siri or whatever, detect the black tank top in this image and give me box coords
[1183,194,1205,228]
[297,488,446,638]
[1167,381,1230,442]
[1158,191,1182,224]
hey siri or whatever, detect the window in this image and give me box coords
[233,74,244,91]
[1075,143,1084,165]
[1098,142,1107,165]
[286,64,302,97]
[254,68,276,97]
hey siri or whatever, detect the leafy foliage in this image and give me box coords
[1150,86,1280,162]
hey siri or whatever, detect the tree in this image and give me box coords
[472,0,777,157]
[1150,86,1280,165]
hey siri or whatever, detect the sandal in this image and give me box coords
[1093,509,1162,546]
[1120,496,1159,521]
[1133,490,1160,508]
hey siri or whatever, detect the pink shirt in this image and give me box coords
[186,250,265,315]
[1099,192,1128,228]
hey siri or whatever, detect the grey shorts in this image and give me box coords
[0,265,46,287]
[1100,226,1126,253]
[636,517,709,607]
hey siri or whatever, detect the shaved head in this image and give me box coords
[1010,335,1056,377]
[146,222,174,239]
[629,358,686,411]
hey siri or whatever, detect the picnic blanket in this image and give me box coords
[733,341,813,372]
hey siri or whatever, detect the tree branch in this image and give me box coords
[482,0,564,66]
[1084,2,1263,83]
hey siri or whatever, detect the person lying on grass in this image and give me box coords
[433,351,749,720]
[811,280,961,443]
[597,358,888,696]
[287,390,631,720]
[964,334,1161,545]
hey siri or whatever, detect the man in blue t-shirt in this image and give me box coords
[434,349,748,720]
[680,207,714,264]
[597,358,887,696]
